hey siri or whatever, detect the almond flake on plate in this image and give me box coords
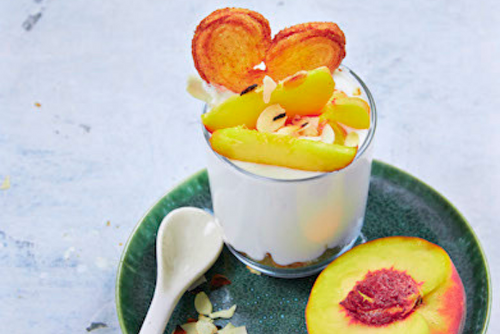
[209,305,237,319]
[198,314,213,322]
[196,318,218,334]
[180,322,198,334]
[194,291,213,315]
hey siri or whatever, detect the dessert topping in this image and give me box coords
[256,105,287,133]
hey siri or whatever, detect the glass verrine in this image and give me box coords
[203,66,376,278]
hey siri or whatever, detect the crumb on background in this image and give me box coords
[1,176,11,190]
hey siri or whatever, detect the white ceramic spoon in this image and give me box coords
[138,207,223,334]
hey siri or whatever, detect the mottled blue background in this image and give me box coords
[0,0,498,333]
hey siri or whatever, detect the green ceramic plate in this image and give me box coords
[116,160,491,334]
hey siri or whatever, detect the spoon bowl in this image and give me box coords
[138,207,223,334]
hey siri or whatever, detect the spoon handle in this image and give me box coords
[138,288,181,334]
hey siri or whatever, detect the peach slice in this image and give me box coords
[320,97,371,129]
[201,89,267,132]
[210,127,357,172]
[192,8,271,92]
[306,237,466,334]
[330,121,347,145]
[270,67,335,116]
[265,22,346,81]
[202,67,335,132]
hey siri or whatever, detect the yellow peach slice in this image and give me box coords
[202,67,335,132]
[320,97,371,129]
[329,121,347,145]
[271,67,334,116]
[210,126,357,172]
[201,89,266,132]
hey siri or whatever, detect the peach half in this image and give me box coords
[210,126,357,172]
[201,67,334,132]
[306,237,466,334]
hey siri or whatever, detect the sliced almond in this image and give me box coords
[218,323,236,333]
[298,123,319,137]
[209,305,237,319]
[256,104,287,133]
[262,75,277,103]
[187,75,212,104]
[307,117,320,129]
[291,117,308,128]
[344,132,360,147]
[0,175,10,190]
[196,319,218,334]
[292,116,320,137]
[276,125,300,136]
[320,124,335,144]
[194,291,213,315]
[180,322,198,334]
[198,314,214,323]
[173,325,187,334]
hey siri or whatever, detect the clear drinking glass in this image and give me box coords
[203,66,376,278]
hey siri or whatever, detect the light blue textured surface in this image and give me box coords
[0,0,498,333]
